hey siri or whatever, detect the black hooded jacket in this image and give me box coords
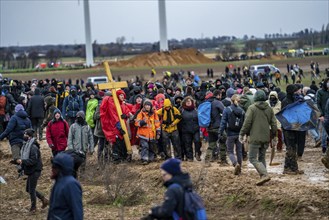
[27,88,45,118]
[151,173,192,219]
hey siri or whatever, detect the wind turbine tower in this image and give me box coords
[158,0,168,51]
[83,0,94,66]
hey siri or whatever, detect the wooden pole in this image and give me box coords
[102,62,132,154]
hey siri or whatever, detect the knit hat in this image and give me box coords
[15,104,24,112]
[24,128,35,137]
[148,83,155,89]
[160,158,182,176]
[254,90,267,102]
[226,88,236,98]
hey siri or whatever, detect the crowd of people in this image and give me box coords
[0,62,329,218]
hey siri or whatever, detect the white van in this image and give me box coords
[87,76,108,84]
[249,64,280,78]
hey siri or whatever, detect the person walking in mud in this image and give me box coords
[239,90,277,186]
[281,84,305,175]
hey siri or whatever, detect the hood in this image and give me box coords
[134,94,143,103]
[286,84,298,95]
[155,93,165,103]
[16,110,28,119]
[255,101,269,110]
[200,82,208,91]
[254,90,267,102]
[34,88,40,95]
[268,91,278,100]
[164,173,193,189]
[44,96,55,106]
[52,153,74,176]
[116,89,126,100]
[53,108,62,118]
[174,95,183,102]
[76,110,85,119]
[164,98,172,108]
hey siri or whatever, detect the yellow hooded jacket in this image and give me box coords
[156,99,181,133]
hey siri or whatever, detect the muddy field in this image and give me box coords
[0,135,328,220]
[3,56,329,83]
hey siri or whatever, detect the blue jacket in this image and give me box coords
[62,95,84,118]
[219,104,245,136]
[48,153,83,220]
[0,110,31,145]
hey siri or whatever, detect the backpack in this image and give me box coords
[197,101,211,128]
[170,183,207,220]
[227,106,244,132]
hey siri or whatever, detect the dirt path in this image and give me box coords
[0,137,328,219]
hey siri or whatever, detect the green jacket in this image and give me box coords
[239,101,277,144]
[316,89,329,116]
[85,98,98,128]
[239,91,254,112]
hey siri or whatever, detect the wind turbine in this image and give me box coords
[82,0,94,66]
[158,0,168,51]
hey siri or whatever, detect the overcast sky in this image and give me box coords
[1,0,328,47]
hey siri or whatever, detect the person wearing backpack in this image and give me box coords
[62,86,84,126]
[0,104,32,160]
[239,90,277,186]
[204,89,226,165]
[142,158,207,220]
[219,94,245,175]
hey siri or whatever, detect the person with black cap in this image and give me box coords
[143,158,193,219]
[15,128,48,213]
[48,153,83,220]
[281,84,305,175]
[239,90,277,186]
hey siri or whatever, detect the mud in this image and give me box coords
[0,138,329,219]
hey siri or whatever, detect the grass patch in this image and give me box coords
[260,198,277,212]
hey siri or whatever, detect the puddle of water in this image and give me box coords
[245,160,329,186]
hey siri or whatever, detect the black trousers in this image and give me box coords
[31,117,44,139]
[283,130,299,171]
[26,172,43,208]
[297,131,306,157]
[182,132,201,159]
[112,138,127,162]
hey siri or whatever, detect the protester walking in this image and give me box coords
[239,90,277,186]
[16,128,48,213]
[47,153,83,220]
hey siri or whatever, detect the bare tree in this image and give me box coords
[244,40,258,56]
[262,40,275,56]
